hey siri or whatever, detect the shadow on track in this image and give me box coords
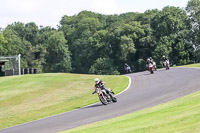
[135,72,155,77]
[82,103,104,109]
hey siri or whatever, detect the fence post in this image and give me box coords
[18,54,21,75]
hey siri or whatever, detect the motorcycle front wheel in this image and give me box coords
[150,68,154,74]
[99,96,108,105]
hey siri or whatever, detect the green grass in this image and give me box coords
[0,73,129,129]
[176,63,200,68]
[59,64,200,133]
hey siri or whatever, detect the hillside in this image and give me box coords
[0,73,129,129]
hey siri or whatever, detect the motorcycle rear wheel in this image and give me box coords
[112,97,117,102]
[150,68,154,74]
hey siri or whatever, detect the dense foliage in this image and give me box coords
[0,0,200,74]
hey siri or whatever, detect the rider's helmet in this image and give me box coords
[163,55,165,58]
[149,57,152,60]
[95,78,100,84]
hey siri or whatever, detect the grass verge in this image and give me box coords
[0,73,129,129]
[176,63,200,68]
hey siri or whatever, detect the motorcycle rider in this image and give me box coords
[146,57,153,67]
[124,63,131,73]
[162,56,169,67]
[92,78,112,95]
[149,57,153,62]
[150,57,157,70]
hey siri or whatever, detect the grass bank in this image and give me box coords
[60,64,200,133]
[176,63,200,68]
[0,73,129,129]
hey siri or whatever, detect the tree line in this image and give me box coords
[0,0,200,74]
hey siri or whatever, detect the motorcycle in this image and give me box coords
[163,60,170,70]
[153,61,157,71]
[94,88,117,105]
[148,63,154,74]
[125,66,132,73]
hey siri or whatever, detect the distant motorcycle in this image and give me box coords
[125,66,132,73]
[148,63,154,74]
[153,61,157,71]
[163,60,170,70]
[94,88,117,105]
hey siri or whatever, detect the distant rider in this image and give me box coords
[146,57,153,67]
[162,56,169,67]
[150,57,157,70]
[149,57,153,62]
[92,78,112,95]
[124,63,131,73]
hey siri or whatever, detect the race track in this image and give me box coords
[1,67,200,133]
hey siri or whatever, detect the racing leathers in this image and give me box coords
[92,80,111,95]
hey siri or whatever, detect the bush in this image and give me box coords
[89,57,120,75]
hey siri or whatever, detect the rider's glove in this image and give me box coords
[92,91,96,94]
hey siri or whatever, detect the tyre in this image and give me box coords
[99,96,108,105]
[112,97,117,102]
[109,93,117,102]
[150,68,154,74]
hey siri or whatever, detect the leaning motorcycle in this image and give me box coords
[95,88,117,105]
[153,61,157,71]
[163,60,170,70]
[148,63,154,74]
[125,66,132,73]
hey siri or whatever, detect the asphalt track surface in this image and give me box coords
[1,67,200,133]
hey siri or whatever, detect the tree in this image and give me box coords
[3,23,47,71]
[119,35,136,61]
[3,28,23,55]
[89,57,119,75]
[24,22,39,45]
[186,0,200,25]
[174,42,190,65]
[186,0,200,62]
[6,22,26,40]
[88,29,111,62]
[0,33,8,55]
[152,6,193,65]
[59,11,102,73]
[152,6,189,38]
[45,31,72,72]
[153,36,173,66]
[31,44,46,73]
